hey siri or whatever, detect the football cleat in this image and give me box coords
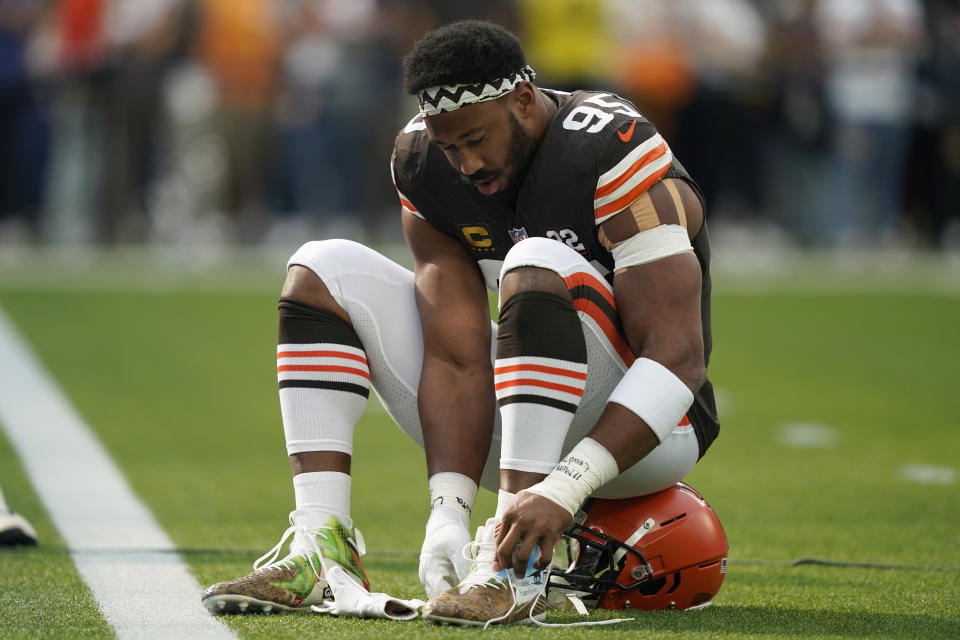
[202,510,370,614]
[422,518,549,627]
[0,509,38,546]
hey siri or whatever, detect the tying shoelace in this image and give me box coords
[252,509,366,582]
[475,545,633,629]
[457,536,503,592]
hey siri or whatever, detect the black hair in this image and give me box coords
[402,20,527,95]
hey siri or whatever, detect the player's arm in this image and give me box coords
[402,211,496,483]
[495,179,706,573]
[587,178,706,469]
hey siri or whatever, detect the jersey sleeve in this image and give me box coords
[592,117,674,226]
[390,154,422,219]
[390,114,431,220]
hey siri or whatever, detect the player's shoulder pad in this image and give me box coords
[553,91,674,224]
[392,113,432,192]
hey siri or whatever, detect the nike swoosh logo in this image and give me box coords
[618,120,637,143]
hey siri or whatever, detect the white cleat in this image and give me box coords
[0,510,37,546]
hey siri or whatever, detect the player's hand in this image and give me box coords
[418,507,472,598]
[493,490,573,577]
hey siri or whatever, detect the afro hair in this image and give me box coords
[402,20,527,95]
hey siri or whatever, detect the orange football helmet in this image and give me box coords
[548,482,728,611]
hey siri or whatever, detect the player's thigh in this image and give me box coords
[287,239,424,438]
[499,238,700,497]
[288,239,501,454]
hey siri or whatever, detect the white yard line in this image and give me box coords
[0,308,238,640]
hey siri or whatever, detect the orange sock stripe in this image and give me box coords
[277,350,367,364]
[494,363,588,381]
[494,378,585,396]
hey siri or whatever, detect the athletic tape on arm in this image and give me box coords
[611,224,692,270]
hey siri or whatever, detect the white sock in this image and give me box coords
[428,472,477,528]
[494,489,515,521]
[278,342,369,456]
[495,355,587,474]
[293,471,351,528]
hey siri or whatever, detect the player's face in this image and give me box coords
[425,99,535,198]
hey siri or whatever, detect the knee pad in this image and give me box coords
[288,239,369,275]
[499,237,588,284]
[288,239,384,304]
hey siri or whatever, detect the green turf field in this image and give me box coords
[0,249,958,639]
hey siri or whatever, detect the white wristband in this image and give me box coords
[524,438,619,516]
[606,357,694,443]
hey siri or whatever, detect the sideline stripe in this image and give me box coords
[0,308,238,640]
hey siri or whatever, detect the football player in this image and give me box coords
[202,20,724,625]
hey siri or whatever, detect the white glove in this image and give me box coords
[311,566,425,620]
[418,506,472,598]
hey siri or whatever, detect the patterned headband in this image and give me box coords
[417,65,536,117]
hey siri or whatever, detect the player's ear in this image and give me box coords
[510,82,537,117]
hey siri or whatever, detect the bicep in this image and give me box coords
[598,179,706,387]
[613,252,703,364]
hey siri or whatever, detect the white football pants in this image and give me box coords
[288,238,698,499]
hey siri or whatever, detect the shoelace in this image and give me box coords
[252,509,366,582]
[253,522,332,580]
[458,536,503,591]
[458,527,634,629]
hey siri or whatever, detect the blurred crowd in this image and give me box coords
[0,0,958,249]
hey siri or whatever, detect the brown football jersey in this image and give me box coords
[391,89,719,458]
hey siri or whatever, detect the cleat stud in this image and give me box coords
[237,601,249,611]
[262,605,273,614]
[217,601,226,610]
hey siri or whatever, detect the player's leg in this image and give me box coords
[203,240,384,614]
[424,238,595,625]
[423,238,699,625]
[283,240,497,600]
[203,239,494,613]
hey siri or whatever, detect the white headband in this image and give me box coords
[417,65,536,117]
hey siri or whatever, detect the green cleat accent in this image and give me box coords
[202,511,370,615]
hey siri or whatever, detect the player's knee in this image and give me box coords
[283,239,362,321]
[290,239,366,271]
[499,265,567,300]
[500,238,573,299]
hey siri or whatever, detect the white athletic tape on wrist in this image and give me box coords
[524,438,619,516]
[606,357,694,443]
[611,224,692,270]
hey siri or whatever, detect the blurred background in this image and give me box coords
[0,0,958,253]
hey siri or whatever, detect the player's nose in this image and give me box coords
[458,149,485,176]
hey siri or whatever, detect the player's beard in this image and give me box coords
[460,111,537,203]
[497,111,537,203]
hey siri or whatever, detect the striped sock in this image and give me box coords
[495,291,588,474]
[277,299,369,457]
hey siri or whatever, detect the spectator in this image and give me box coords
[816,0,926,245]
[0,0,47,244]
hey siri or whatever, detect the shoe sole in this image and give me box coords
[202,594,313,615]
[0,528,37,546]
[423,610,546,627]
